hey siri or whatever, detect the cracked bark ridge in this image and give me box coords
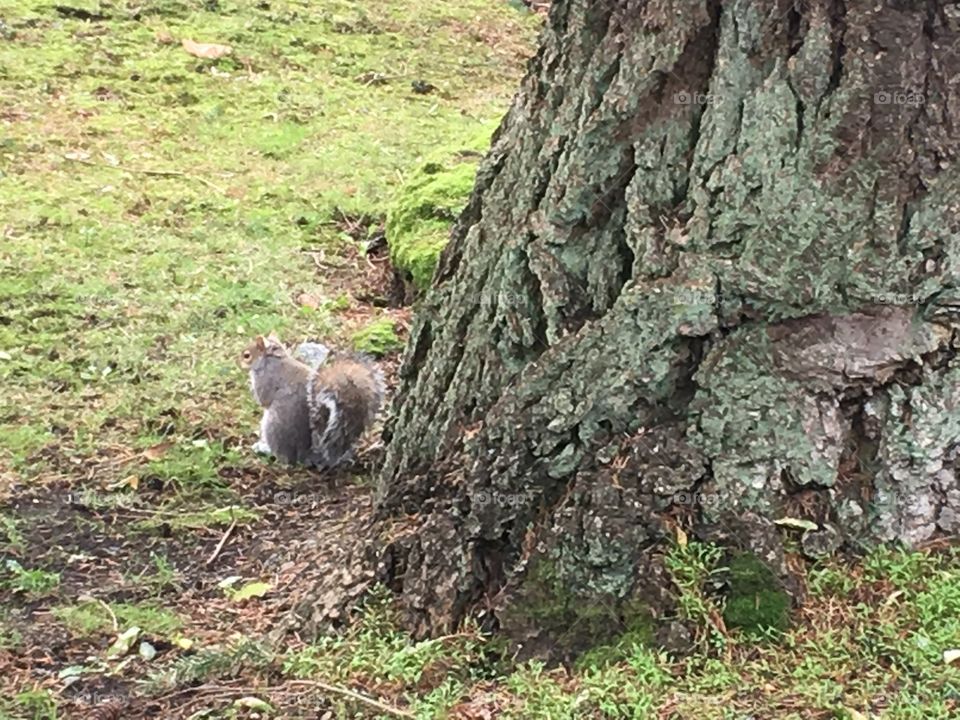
[302,0,960,657]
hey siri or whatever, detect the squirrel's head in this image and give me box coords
[239,332,287,369]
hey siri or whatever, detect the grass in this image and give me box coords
[2,560,60,598]
[0,0,537,486]
[53,600,184,637]
[0,0,538,715]
[84,547,960,718]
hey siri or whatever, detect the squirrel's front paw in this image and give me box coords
[252,438,273,456]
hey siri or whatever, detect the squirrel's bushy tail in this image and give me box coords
[306,354,384,468]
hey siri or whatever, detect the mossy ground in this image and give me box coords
[2,1,960,719]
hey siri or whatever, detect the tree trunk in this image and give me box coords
[365,0,960,657]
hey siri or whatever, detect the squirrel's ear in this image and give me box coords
[255,335,266,350]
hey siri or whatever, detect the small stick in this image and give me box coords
[77,595,119,631]
[286,679,415,718]
[62,155,225,193]
[98,598,119,631]
[205,520,237,567]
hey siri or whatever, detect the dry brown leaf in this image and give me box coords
[181,38,232,60]
[675,525,688,548]
[155,31,176,45]
[142,441,175,461]
[108,474,140,491]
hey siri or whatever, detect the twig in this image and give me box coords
[205,520,237,567]
[62,154,225,193]
[77,595,118,631]
[301,250,349,270]
[154,679,414,718]
[286,680,415,718]
[100,598,119,632]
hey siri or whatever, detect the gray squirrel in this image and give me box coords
[238,334,384,467]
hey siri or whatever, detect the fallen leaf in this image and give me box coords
[57,665,85,680]
[774,517,819,532]
[181,38,232,60]
[142,441,174,461]
[107,474,139,491]
[233,697,273,712]
[106,626,141,659]
[231,581,272,602]
[155,30,176,45]
[675,526,688,549]
[944,648,960,664]
[217,575,243,590]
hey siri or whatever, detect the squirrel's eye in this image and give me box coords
[242,351,251,359]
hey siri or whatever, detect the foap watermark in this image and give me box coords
[472,490,536,508]
[272,491,321,508]
[62,489,138,510]
[874,89,925,107]
[671,491,720,508]
[672,90,724,107]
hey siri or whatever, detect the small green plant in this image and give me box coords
[503,661,579,719]
[1,689,58,720]
[0,609,23,651]
[140,441,241,490]
[133,553,181,595]
[3,560,60,598]
[147,638,274,692]
[663,540,724,630]
[0,514,24,552]
[806,560,857,597]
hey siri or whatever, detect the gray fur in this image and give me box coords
[261,382,313,465]
[248,341,383,469]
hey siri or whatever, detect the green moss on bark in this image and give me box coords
[504,556,655,658]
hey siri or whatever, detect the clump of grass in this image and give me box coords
[0,689,58,720]
[3,560,60,598]
[284,586,487,685]
[135,504,259,532]
[54,600,183,637]
[0,514,25,553]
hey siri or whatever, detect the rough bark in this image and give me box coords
[329,0,960,657]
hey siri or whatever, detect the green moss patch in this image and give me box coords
[351,317,405,357]
[385,128,494,290]
[722,553,791,635]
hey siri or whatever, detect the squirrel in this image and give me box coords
[238,334,385,468]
